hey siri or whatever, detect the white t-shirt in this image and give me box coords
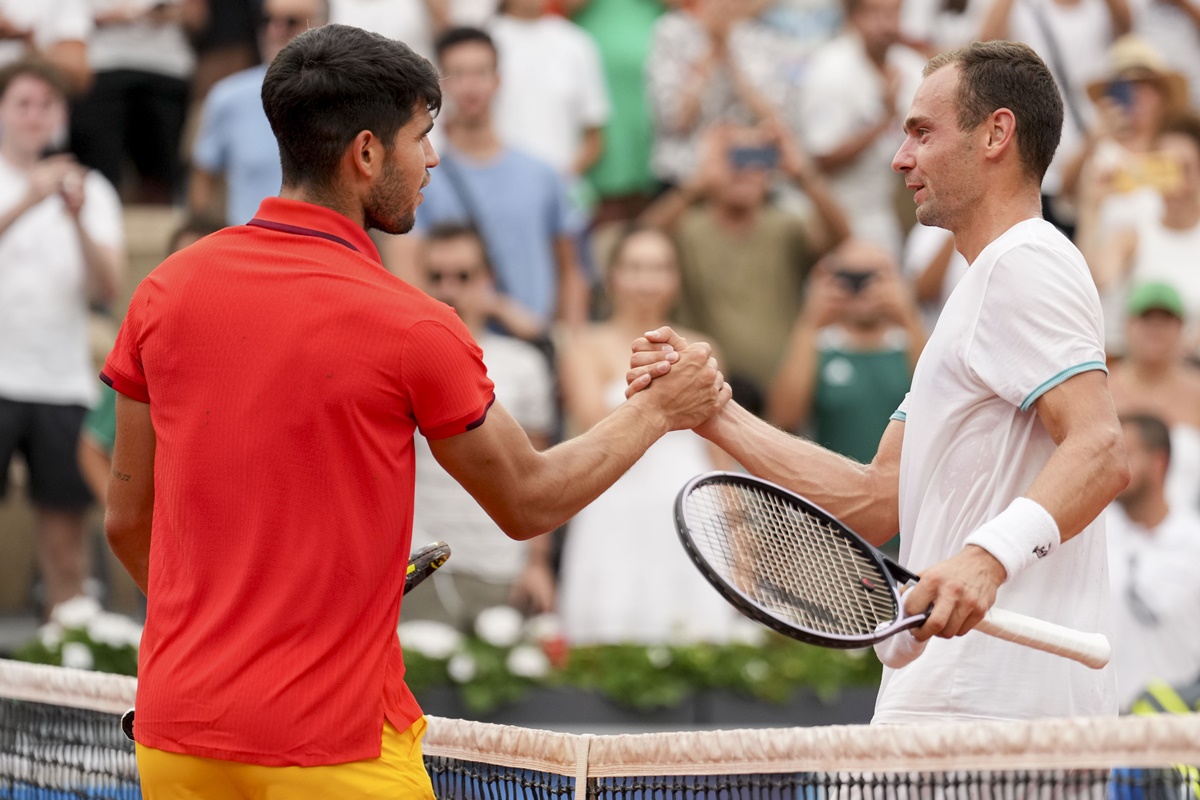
[798,33,926,258]
[329,0,434,59]
[878,218,1117,722]
[0,0,92,67]
[0,157,124,407]
[490,14,611,176]
[1007,0,1114,196]
[411,332,555,582]
[1106,503,1200,709]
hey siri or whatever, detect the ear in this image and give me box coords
[983,108,1018,163]
[347,130,384,180]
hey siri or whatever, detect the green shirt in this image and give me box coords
[573,0,664,197]
[82,383,118,456]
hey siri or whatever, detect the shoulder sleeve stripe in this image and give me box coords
[1019,361,1108,412]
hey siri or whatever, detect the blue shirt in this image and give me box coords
[192,65,281,227]
[416,146,574,324]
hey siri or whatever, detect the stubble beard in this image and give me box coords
[364,162,416,235]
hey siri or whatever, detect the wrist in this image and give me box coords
[962,497,1060,581]
[625,391,671,438]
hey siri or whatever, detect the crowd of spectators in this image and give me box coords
[2,0,1200,709]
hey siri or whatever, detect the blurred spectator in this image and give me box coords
[0,1,92,94]
[640,123,850,407]
[189,0,328,226]
[797,0,925,257]
[490,0,610,179]
[403,223,558,629]
[556,225,740,644]
[1105,413,1200,710]
[979,0,1131,237]
[77,214,220,511]
[902,223,968,332]
[190,0,258,101]
[645,0,785,187]
[900,0,990,55]
[1078,111,1200,351]
[70,0,206,204]
[767,240,923,465]
[1131,0,1200,110]
[1107,282,1200,512]
[0,59,124,616]
[568,0,666,223]
[390,26,589,334]
[329,0,448,60]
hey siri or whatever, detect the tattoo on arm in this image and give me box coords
[112,469,131,482]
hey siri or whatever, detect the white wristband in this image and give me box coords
[962,497,1060,581]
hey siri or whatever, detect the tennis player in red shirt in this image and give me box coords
[102,24,728,800]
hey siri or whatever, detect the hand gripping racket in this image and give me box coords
[675,472,1111,670]
[120,541,453,741]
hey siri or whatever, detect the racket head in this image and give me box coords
[675,472,922,648]
[405,541,451,595]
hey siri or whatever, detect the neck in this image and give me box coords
[952,184,1044,263]
[448,118,503,159]
[1130,357,1175,383]
[278,183,366,229]
[611,307,669,336]
[1121,488,1169,529]
[1,141,41,169]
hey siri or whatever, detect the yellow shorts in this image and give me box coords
[136,717,435,800]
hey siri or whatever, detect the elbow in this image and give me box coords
[1106,429,1132,500]
[497,514,554,542]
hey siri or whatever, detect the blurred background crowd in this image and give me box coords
[1,0,1200,713]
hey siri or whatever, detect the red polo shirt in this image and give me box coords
[102,198,494,767]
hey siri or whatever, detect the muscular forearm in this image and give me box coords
[794,171,851,253]
[700,401,900,541]
[1023,426,1128,543]
[105,511,151,596]
[639,181,704,231]
[766,324,820,431]
[555,239,590,329]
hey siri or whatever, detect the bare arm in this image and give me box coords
[43,40,90,94]
[62,170,123,306]
[77,435,112,508]
[555,235,590,330]
[429,344,728,540]
[1103,0,1133,37]
[765,320,822,433]
[912,234,956,303]
[187,167,220,220]
[814,115,894,175]
[572,127,605,177]
[105,395,155,596]
[978,0,1016,42]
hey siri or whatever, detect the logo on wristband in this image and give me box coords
[1032,544,1051,559]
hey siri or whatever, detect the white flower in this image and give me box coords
[87,613,143,649]
[398,620,462,660]
[447,653,477,683]
[61,642,94,671]
[505,645,550,679]
[742,660,770,682]
[646,647,672,669]
[51,596,102,630]
[523,613,562,643]
[474,606,523,648]
[38,622,63,649]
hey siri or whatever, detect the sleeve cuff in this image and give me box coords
[100,368,150,404]
[1019,361,1108,412]
[419,394,495,440]
[890,410,907,422]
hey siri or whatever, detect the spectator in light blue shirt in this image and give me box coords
[188,0,329,225]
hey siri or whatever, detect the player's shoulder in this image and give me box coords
[980,219,1090,281]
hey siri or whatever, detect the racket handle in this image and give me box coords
[977,607,1111,669]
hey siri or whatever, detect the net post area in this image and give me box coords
[4,660,1200,800]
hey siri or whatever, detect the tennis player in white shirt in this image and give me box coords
[626,40,1129,722]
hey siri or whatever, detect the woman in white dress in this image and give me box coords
[556,226,741,645]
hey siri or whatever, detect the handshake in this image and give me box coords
[621,326,732,433]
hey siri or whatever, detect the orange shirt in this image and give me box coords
[102,198,494,767]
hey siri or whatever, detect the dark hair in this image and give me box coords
[425,221,494,276]
[925,41,1064,182]
[1121,413,1172,463]
[434,26,498,66]
[168,215,225,254]
[1160,111,1200,156]
[0,58,71,102]
[261,24,441,191]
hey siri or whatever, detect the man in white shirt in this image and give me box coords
[1106,413,1200,709]
[629,40,1129,722]
[0,0,92,93]
[0,59,124,615]
[404,222,558,628]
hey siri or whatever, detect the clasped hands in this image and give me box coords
[623,327,731,432]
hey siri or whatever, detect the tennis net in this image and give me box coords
[2,658,1199,799]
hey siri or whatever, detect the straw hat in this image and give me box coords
[1086,35,1190,112]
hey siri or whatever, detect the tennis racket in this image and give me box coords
[675,471,1111,670]
[120,541,453,741]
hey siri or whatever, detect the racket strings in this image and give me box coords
[688,483,898,638]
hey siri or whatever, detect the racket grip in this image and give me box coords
[977,607,1111,669]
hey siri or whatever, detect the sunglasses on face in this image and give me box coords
[259,14,308,30]
[426,269,478,285]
